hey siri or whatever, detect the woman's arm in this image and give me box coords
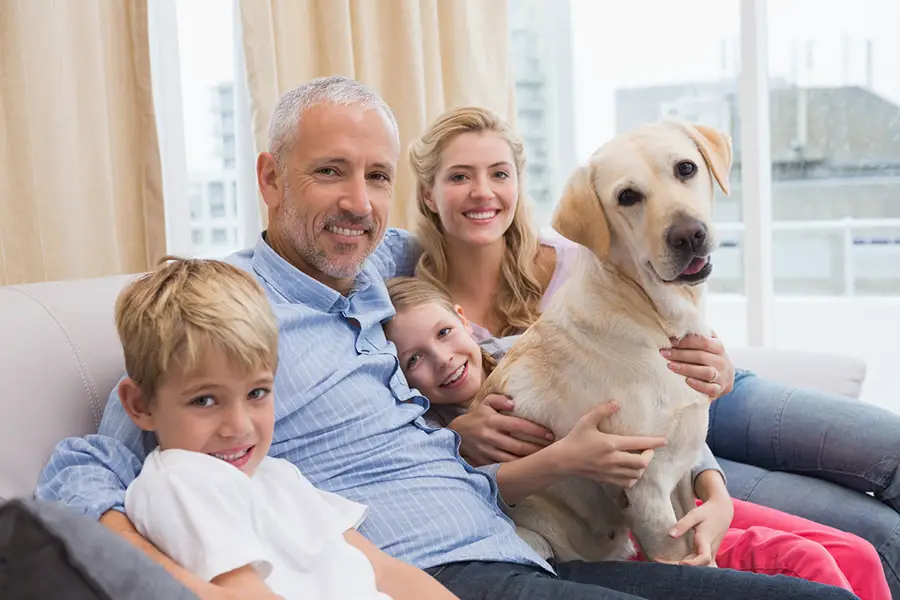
[661,332,735,400]
[343,530,459,600]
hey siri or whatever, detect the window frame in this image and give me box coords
[737,0,775,345]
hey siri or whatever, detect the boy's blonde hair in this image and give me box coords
[385,277,497,376]
[408,106,543,337]
[114,257,279,400]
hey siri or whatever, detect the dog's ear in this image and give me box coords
[552,164,610,260]
[680,123,733,196]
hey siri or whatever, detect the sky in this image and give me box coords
[570,0,900,160]
[169,0,900,169]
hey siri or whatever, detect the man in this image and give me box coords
[37,76,854,600]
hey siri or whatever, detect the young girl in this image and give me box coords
[384,275,889,600]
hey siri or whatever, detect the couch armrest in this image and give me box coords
[728,347,867,400]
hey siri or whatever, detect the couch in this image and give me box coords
[0,273,868,501]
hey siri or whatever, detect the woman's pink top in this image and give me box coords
[469,236,581,343]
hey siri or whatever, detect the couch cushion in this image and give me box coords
[0,498,196,599]
[0,275,134,499]
[730,346,867,400]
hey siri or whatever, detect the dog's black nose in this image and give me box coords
[666,215,708,254]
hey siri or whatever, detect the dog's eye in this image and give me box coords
[675,160,697,179]
[617,188,644,207]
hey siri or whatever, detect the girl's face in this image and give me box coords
[424,131,518,247]
[386,302,485,407]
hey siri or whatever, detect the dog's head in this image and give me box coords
[552,122,731,287]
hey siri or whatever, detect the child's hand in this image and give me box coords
[667,495,734,566]
[555,403,667,488]
[448,394,555,466]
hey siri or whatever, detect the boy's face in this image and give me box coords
[121,349,275,476]
[386,302,484,407]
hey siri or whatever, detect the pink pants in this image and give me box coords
[630,498,888,599]
[720,498,889,600]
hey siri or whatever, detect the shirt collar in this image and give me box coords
[250,233,373,313]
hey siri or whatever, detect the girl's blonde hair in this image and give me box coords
[408,106,543,337]
[386,277,497,377]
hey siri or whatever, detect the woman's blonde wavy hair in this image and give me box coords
[408,106,543,336]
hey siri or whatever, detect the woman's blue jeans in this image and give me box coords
[709,370,900,595]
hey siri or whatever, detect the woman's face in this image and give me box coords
[425,131,518,247]
[386,302,485,407]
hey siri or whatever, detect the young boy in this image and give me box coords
[115,258,458,600]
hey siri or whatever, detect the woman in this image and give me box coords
[407,106,900,595]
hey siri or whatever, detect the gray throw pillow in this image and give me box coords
[0,498,197,600]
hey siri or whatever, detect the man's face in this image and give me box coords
[265,103,398,288]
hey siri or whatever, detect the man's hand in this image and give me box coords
[554,403,668,488]
[209,566,284,600]
[100,510,211,596]
[100,510,281,600]
[448,394,554,466]
[206,588,283,600]
[344,529,460,599]
[661,331,735,400]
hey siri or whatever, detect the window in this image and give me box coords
[768,0,900,297]
[211,228,228,245]
[208,181,226,217]
[188,183,203,219]
[516,0,899,410]
[509,0,577,227]
[148,0,259,260]
[563,0,743,292]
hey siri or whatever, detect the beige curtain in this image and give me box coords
[0,0,165,286]
[239,0,516,229]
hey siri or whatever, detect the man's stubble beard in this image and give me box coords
[278,186,377,279]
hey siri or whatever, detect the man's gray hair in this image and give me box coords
[267,75,399,163]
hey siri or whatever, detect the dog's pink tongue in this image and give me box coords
[682,257,707,275]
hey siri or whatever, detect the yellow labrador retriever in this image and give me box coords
[472,120,732,564]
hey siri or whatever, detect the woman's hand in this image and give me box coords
[554,403,668,488]
[448,394,555,466]
[660,331,735,400]
[667,493,734,566]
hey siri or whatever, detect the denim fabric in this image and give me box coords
[426,560,858,599]
[710,370,900,596]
